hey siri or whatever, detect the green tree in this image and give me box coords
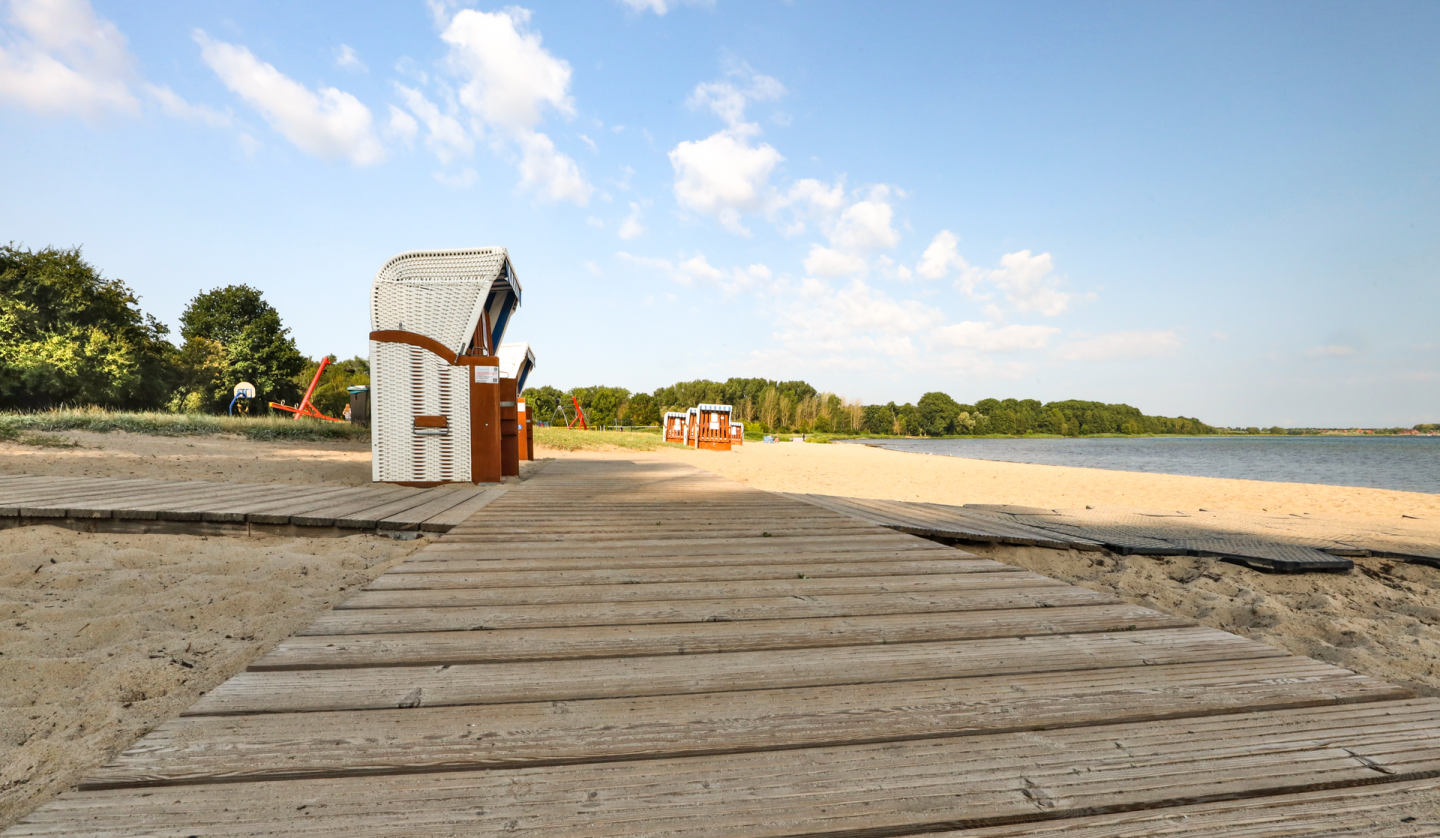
[290,355,368,419]
[0,245,177,410]
[623,393,660,426]
[916,391,962,435]
[171,285,305,412]
[570,385,631,426]
[524,385,568,425]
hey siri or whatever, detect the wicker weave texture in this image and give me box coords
[370,249,515,358]
[371,341,472,483]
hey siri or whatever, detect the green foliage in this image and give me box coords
[621,392,661,426]
[170,285,306,413]
[0,407,370,441]
[534,426,676,451]
[0,244,177,410]
[569,385,631,426]
[292,355,369,419]
[524,385,569,425]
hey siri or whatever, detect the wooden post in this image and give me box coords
[468,358,502,484]
[499,376,520,477]
[517,399,532,461]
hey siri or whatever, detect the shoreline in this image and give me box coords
[651,438,1440,525]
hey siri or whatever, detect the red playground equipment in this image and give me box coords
[568,395,589,430]
[269,357,344,422]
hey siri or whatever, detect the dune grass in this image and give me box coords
[535,426,687,452]
[0,407,370,443]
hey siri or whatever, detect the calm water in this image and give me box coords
[850,436,1440,494]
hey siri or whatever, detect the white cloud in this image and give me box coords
[585,216,605,229]
[334,44,366,72]
[803,244,867,278]
[585,260,602,275]
[196,30,384,166]
[619,0,711,13]
[442,7,573,131]
[670,130,783,235]
[516,129,592,204]
[917,230,967,280]
[386,104,418,147]
[770,277,945,363]
[0,0,138,117]
[1053,330,1181,362]
[394,84,472,163]
[828,185,900,251]
[669,65,787,234]
[678,254,724,283]
[144,83,231,127]
[578,133,597,152]
[928,321,1060,353]
[617,201,645,240]
[961,249,1073,316]
[1308,344,1356,358]
[435,6,590,202]
[433,167,477,188]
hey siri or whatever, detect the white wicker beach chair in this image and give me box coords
[369,248,521,485]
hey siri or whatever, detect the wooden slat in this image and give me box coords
[287,486,421,527]
[253,603,1192,669]
[953,776,1440,837]
[84,658,1407,790]
[387,546,969,573]
[374,486,483,530]
[299,587,1122,635]
[245,485,401,525]
[417,485,509,530]
[328,487,461,529]
[19,701,1440,836]
[336,570,1071,609]
[186,627,1283,715]
[361,558,1018,590]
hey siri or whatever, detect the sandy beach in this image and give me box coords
[2,431,1438,827]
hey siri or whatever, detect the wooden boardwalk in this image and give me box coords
[789,494,1440,572]
[7,457,1440,835]
[0,473,508,536]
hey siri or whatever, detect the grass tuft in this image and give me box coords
[0,407,370,443]
[535,427,686,452]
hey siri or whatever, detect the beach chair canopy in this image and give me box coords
[370,248,522,361]
[497,342,537,392]
[698,403,733,414]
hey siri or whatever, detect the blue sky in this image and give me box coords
[1,0,1437,427]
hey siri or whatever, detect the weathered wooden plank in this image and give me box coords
[187,627,1282,715]
[21,701,1440,836]
[287,486,421,527]
[254,603,1191,669]
[362,558,1018,590]
[417,534,940,561]
[953,776,1440,837]
[372,486,479,529]
[329,487,462,530]
[109,481,259,520]
[416,486,509,530]
[245,485,401,525]
[199,484,351,523]
[84,658,1406,790]
[390,546,970,574]
[338,570,1070,610]
[300,586,1121,635]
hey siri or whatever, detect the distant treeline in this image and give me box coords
[524,377,1217,437]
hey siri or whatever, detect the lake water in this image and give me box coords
[850,436,1440,494]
